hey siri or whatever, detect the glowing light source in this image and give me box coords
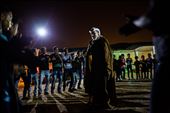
[36,27,47,37]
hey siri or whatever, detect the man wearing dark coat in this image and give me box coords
[85,27,116,109]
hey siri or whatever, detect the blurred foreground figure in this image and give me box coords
[0,9,18,113]
[119,0,170,113]
[85,27,116,110]
[0,8,38,113]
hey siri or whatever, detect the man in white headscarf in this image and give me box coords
[85,27,116,110]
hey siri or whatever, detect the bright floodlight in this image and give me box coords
[37,27,47,37]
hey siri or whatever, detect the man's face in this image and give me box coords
[77,51,81,56]
[54,48,59,54]
[89,30,99,40]
[64,49,68,54]
[1,11,13,30]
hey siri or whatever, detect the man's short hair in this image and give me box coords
[40,47,46,52]
[63,47,68,52]
[0,6,11,14]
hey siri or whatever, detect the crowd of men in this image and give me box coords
[15,47,86,99]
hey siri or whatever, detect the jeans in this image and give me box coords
[39,70,50,94]
[51,69,62,93]
[31,73,39,96]
[63,68,73,91]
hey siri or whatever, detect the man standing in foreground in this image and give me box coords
[85,27,116,110]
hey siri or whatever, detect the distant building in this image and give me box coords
[111,42,154,61]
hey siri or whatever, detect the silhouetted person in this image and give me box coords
[120,54,126,79]
[134,56,140,80]
[0,8,38,113]
[119,0,170,112]
[86,27,116,110]
[140,55,147,79]
[126,53,133,80]
[0,9,19,113]
[38,47,51,95]
[62,48,74,92]
[146,53,153,79]
[152,54,158,77]
[50,46,63,94]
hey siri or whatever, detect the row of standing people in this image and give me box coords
[113,53,158,81]
[15,47,86,99]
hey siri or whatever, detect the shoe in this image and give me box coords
[58,90,62,94]
[68,89,74,92]
[51,90,54,95]
[33,95,37,99]
[28,94,31,98]
[63,87,66,91]
[44,92,49,95]
[22,97,29,100]
[38,93,42,96]
[38,94,42,98]
[78,86,82,89]
[73,88,77,91]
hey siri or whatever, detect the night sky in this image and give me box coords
[2,0,152,49]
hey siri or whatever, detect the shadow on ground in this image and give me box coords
[22,98,144,113]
